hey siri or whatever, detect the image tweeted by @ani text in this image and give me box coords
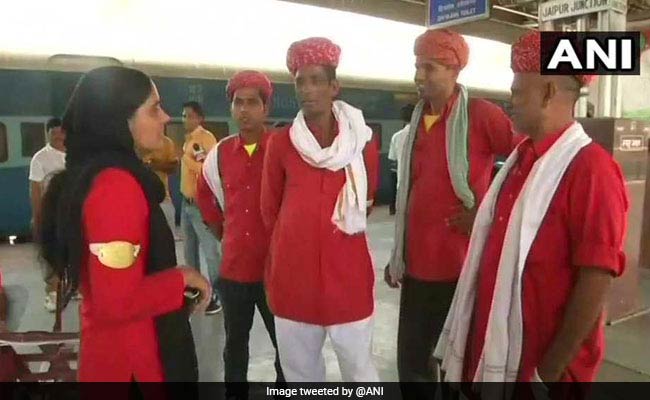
[267,385,383,398]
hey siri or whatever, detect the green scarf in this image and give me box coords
[389,85,474,280]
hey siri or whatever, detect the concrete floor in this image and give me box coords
[1,206,649,382]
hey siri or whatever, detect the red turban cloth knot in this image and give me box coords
[414,29,469,70]
[511,30,596,87]
[286,37,341,76]
[226,70,273,103]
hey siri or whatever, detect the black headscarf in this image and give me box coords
[39,66,198,382]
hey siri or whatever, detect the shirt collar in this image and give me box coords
[305,116,340,139]
[529,121,576,158]
[232,130,270,154]
[46,143,65,155]
[188,126,205,138]
[423,85,460,119]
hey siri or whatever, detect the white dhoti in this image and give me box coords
[275,316,379,382]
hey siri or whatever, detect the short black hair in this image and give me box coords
[238,88,271,106]
[548,76,581,103]
[401,104,415,123]
[323,66,337,82]
[46,117,62,132]
[294,65,337,82]
[564,77,582,102]
[182,101,205,118]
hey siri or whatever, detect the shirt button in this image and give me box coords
[498,216,504,222]
[245,232,250,237]
[245,209,249,213]
[246,185,251,190]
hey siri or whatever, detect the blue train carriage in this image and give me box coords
[0,55,510,239]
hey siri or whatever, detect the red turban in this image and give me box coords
[414,29,469,70]
[226,70,273,103]
[511,30,597,87]
[286,37,341,76]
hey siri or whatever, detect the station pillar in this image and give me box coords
[539,1,649,323]
[539,3,627,118]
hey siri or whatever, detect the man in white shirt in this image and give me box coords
[387,104,414,215]
[29,118,66,312]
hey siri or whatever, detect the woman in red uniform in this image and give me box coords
[39,66,211,382]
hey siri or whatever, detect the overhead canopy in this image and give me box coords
[281,0,650,40]
[1,0,513,93]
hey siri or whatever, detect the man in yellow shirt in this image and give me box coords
[139,135,179,237]
[181,101,221,314]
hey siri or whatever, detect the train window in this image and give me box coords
[21,122,46,158]
[203,121,230,141]
[0,123,7,163]
[367,122,383,150]
[269,120,291,129]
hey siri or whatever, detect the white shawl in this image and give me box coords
[434,122,592,387]
[289,100,372,235]
[202,135,238,211]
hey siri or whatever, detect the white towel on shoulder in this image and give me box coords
[434,122,592,389]
[289,100,372,234]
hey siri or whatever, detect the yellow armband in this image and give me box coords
[89,241,141,269]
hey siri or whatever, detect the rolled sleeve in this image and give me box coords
[569,149,629,277]
[572,242,625,277]
[29,158,44,182]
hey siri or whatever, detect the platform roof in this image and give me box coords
[281,0,650,44]
[1,0,514,94]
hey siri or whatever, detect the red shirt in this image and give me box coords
[80,168,185,382]
[196,133,271,283]
[463,129,628,383]
[261,125,379,326]
[406,95,515,281]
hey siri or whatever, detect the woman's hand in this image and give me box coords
[178,266,212,313]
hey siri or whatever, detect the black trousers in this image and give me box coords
[216,278,284,399]
[397,275,457,400]
[389,171,398,215]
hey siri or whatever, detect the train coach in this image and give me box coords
[0,54,510,239]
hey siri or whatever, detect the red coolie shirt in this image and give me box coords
[261,125,379,326]
[406,94,516,282]
[196,133,271,283]
[80,168,185,382]
[463,128,628,383]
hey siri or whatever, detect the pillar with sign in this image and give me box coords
[539,0,649,323]
[538,0,628,118]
